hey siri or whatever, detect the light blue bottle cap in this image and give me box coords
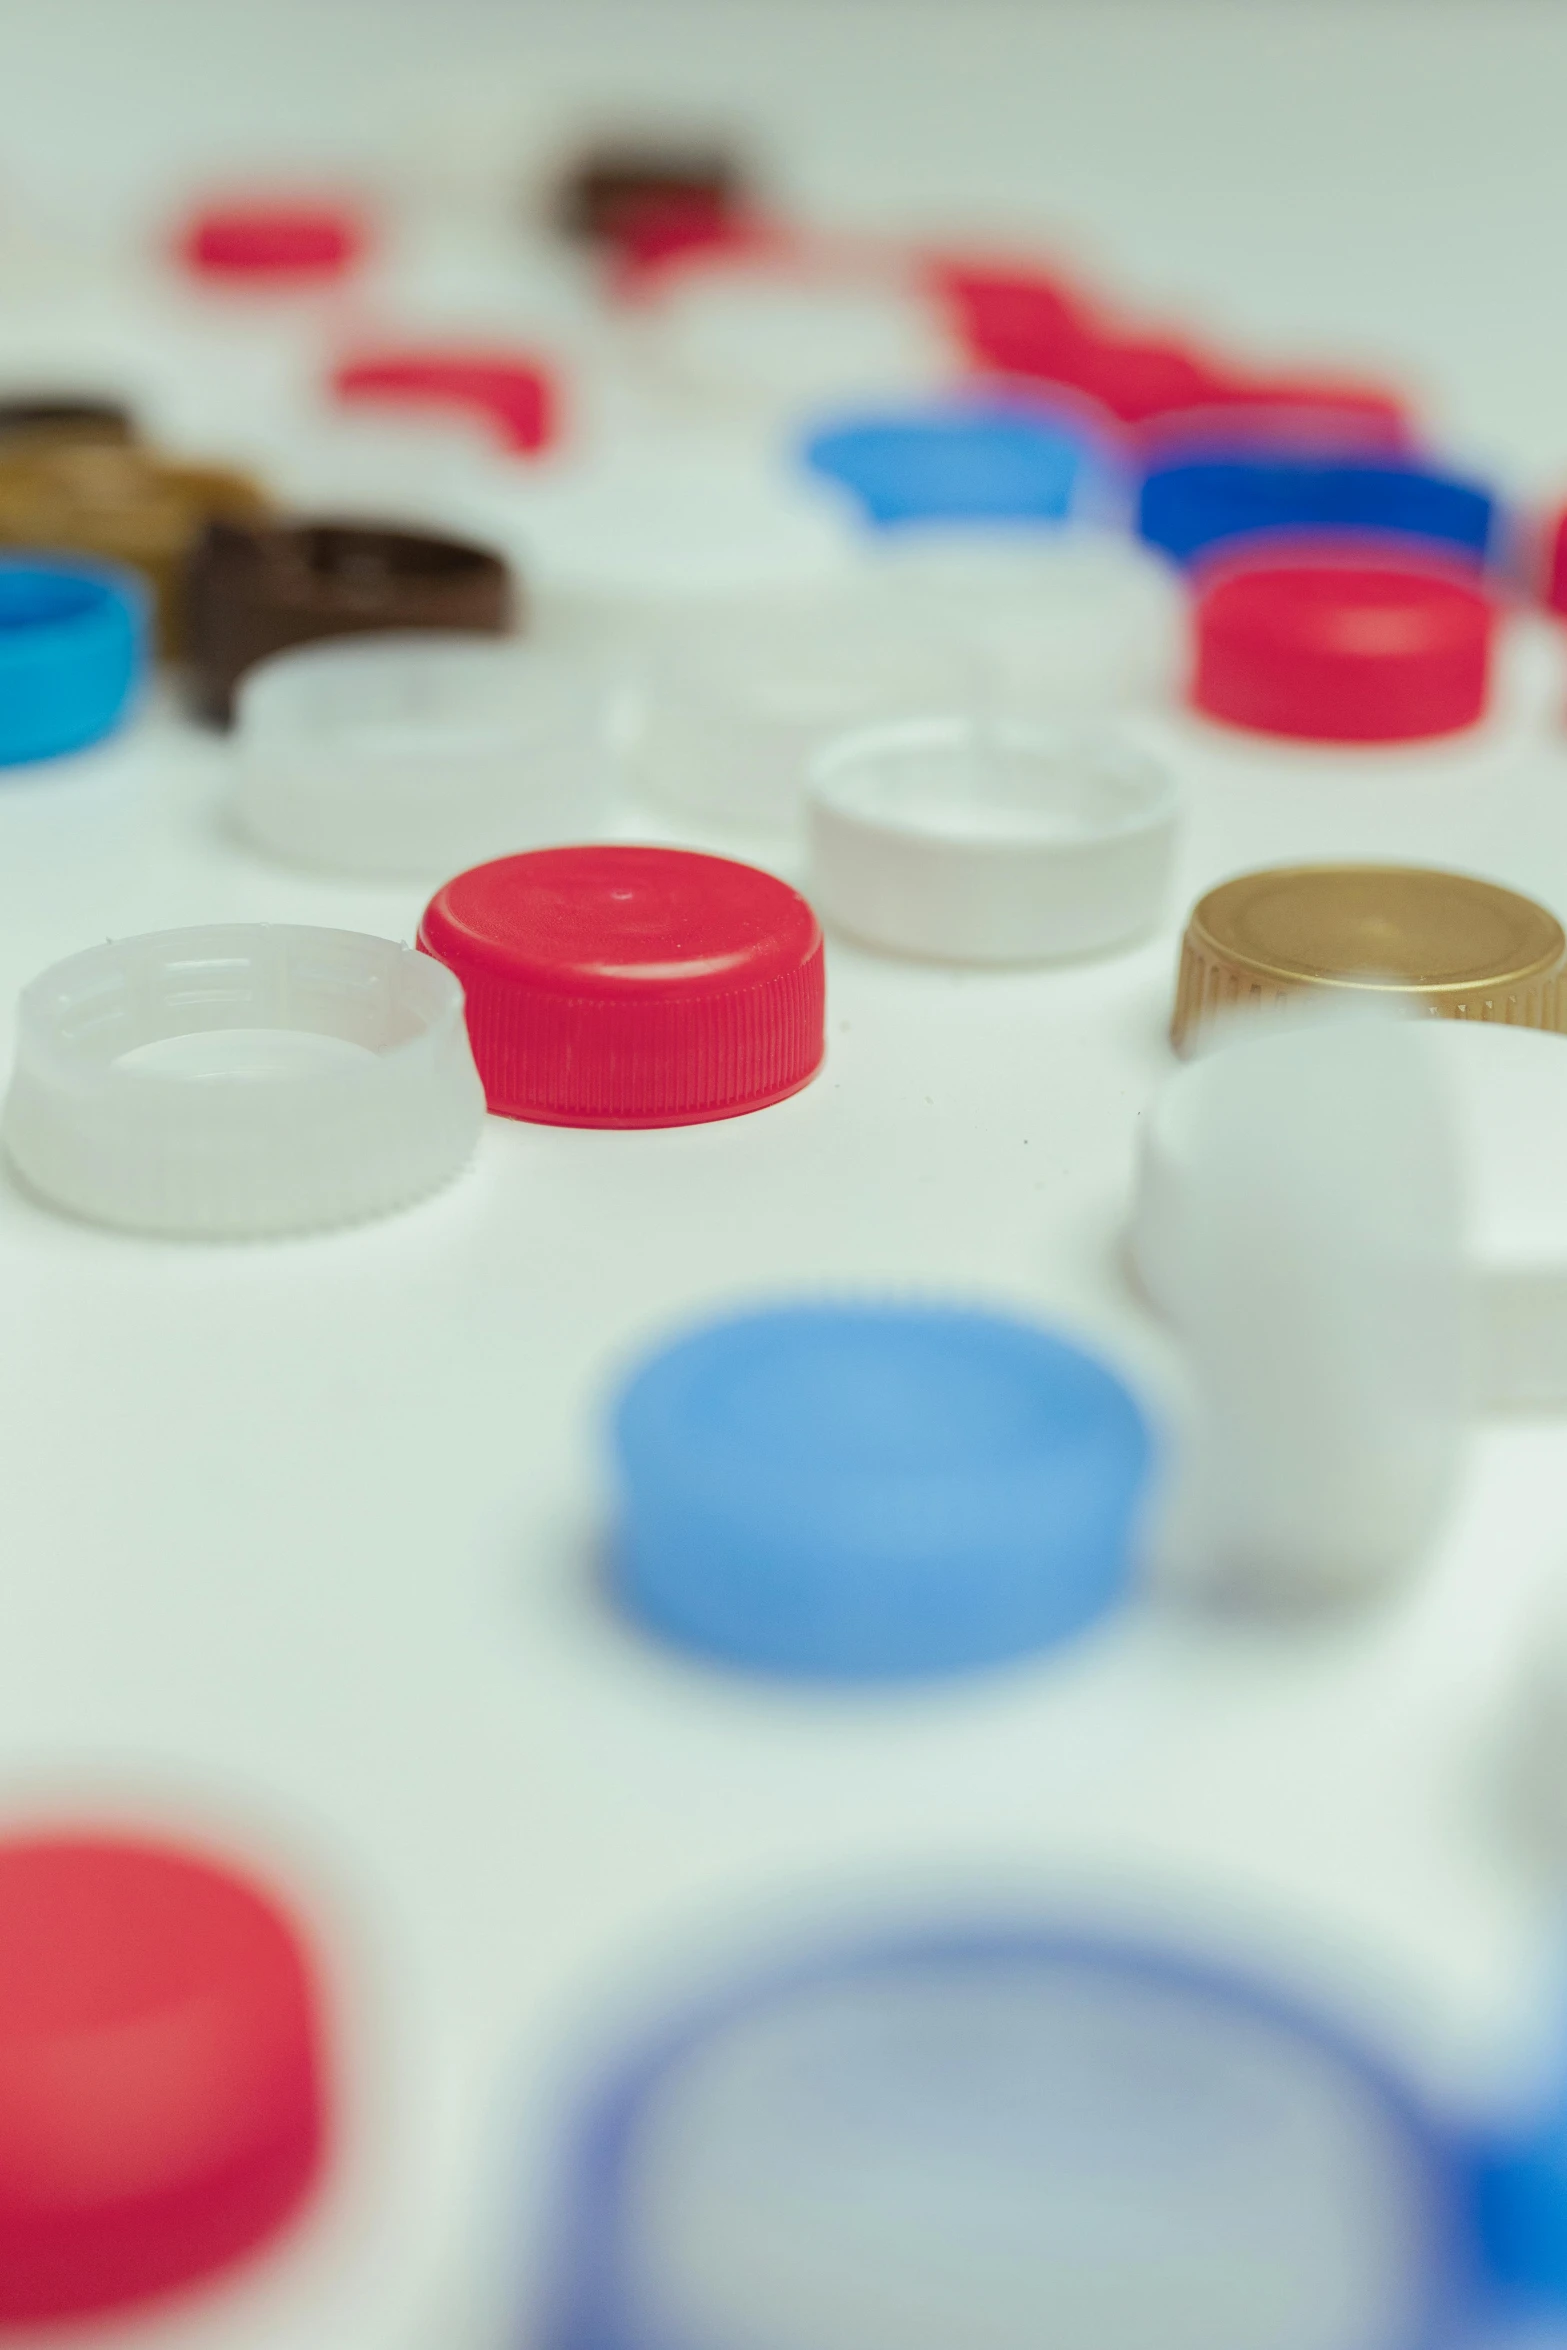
[801,401,1100,530]
[1137,454,1497,571]
[609,1302,1151,1678]
[0,558,146,766]
[541,1927,1485,2350]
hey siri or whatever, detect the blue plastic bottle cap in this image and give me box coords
[610,1302,1151,1677]
[543,1928,1473,2350]
[0,558,146,765]
[1137,454,1496,570]
[802,401,1098,530]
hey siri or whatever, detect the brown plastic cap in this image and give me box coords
[552,142,746,244]
[0,442,268,655]
[182,516,517,725]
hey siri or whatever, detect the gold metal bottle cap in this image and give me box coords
[1171,863,1567,1054]
[0,443,269,655]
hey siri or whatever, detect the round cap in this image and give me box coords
[548,1929,1456,2350]
[499,449,852,635]
[236,634,613,881]
[184,516,515,725]
[178,200,366,283]
[332,349,556,456]
[866,527,1184,716]
[0,1831,325,2322]
[419,846,825,1129]
[0,442,269,656]
[808,718,1177,964]
[635,588,975,837]
[0,558,147,765]
[551,143,747,247]
[1170,865,1567,1054]
[1544,505,1567,615]
[1139,455,1495,569]
[609,1301,1150,1675]
[1135,1018,1567,1415]
[1192,558,1494,742]
[3,923,485,1237]
[804,402,1096,528]
[0,395,135,453]
[651,267,952,414]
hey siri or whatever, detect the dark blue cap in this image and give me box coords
[801,401,1101,530]
[609,1301,1151,1677]
[540,1925,1483,2350]
[0,559,146,766]
[1138,454,1496,570]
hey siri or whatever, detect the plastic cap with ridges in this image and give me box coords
[610,1301,1151,1676]
[0,1831,325,2323]
[419,846,826,1128]
[1170,865,1567,1056]
[2,924,486,1237]
[1192,556,1494,743]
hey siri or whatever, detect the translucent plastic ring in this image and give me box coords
[806,717,1179,963]
[235,634,613,880]
[2,925,485,1238]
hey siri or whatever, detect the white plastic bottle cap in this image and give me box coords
[634,590,975,838]
[487,449,854,645]
[235,634,614,881]
[645,255,955,414]
[806,717,1178,963]
[2,925,485,1238]
[868,526,1185,715]
[1135,1017,1567,1414]
[1140,1016,1467,1604]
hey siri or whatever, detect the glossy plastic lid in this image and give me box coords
[1171,865,1567,1054]
[177,200,367,283]
[547,1929,1458,2350]
[609,1301,1151,1675]
[0,1831,325,2323]
[1140,1019,1567,1423]
[634,588,975,837]
[3,924,486,1237]
[803,400,1099,528]
[1192,557,1494,742]
[865,526,1183,716]
[331,349,556,455]
[807,717,1178,963]
[1139,455,1495,569]
[419,846,825,1128]
[1134,1014,1466,1605]
[648,263,953,412]
[236,634,613,881]
[0,556,147,766]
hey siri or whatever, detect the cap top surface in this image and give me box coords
[422,846,821,998]
[1194,866,1564,995]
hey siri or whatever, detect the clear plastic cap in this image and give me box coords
[3,925,485,1238]
[807,717,1178,962]
[866,525,1185,716]
[633,588,976,837]
[549,1934,1453,2350]
[1141,1013,1468,1603]
[235,634,615,881]
[644,257,956,415]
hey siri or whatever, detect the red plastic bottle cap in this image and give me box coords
[419,845,826,1128]
[1545,507,1567,614]
[332,350,556,456]
[0,1834,326,2323]
[1194,556,1494,742]
[179,202,366,283]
